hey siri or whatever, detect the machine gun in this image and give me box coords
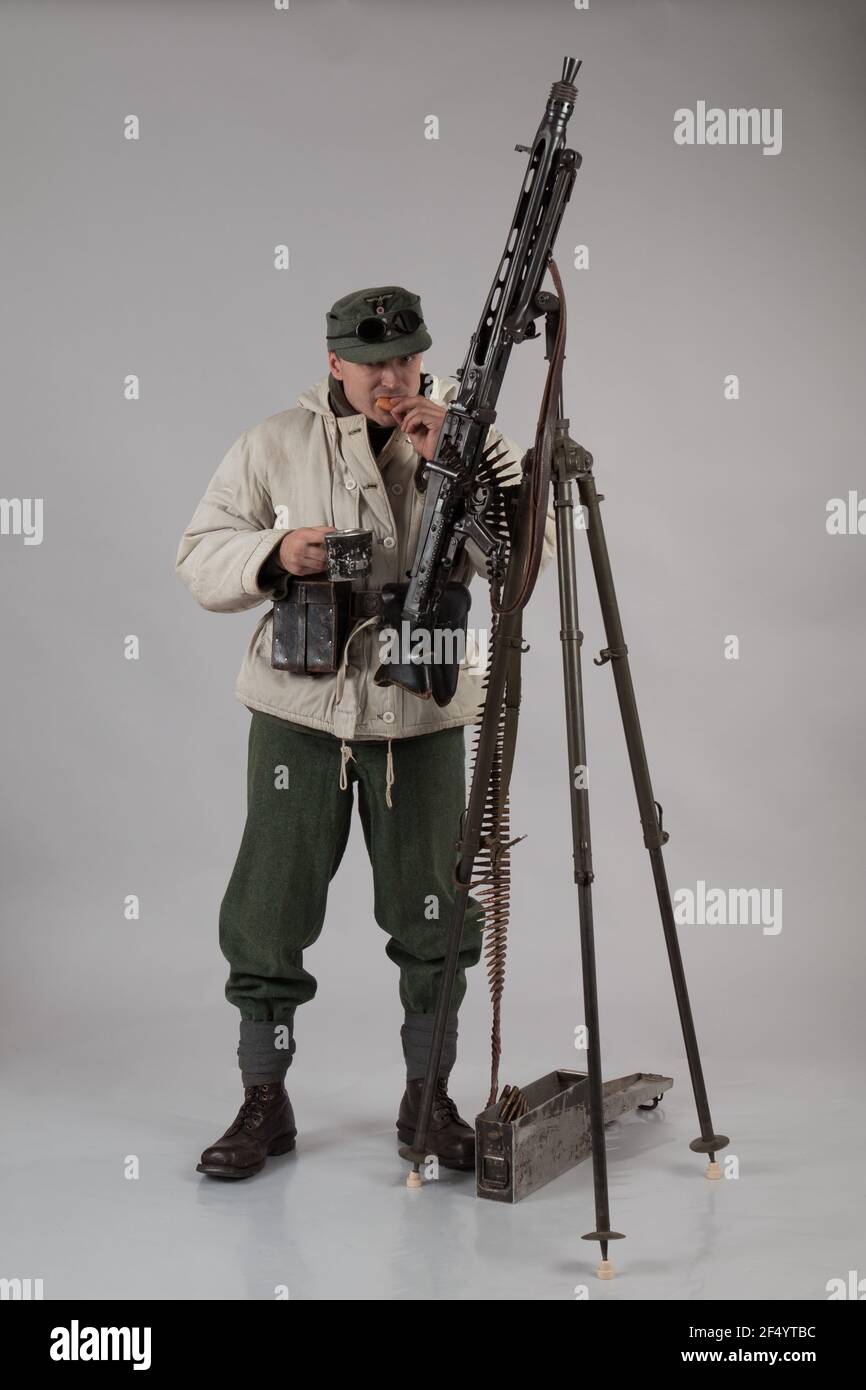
[374,57,581,700]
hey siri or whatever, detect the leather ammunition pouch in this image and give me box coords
[271,580,385,675]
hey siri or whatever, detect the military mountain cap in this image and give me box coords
[326,285,433,364]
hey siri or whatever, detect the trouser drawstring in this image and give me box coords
[338,734,396,810]
[333,612,396,809]
[339,739,355,791]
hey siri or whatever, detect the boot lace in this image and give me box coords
[432,1077,459,1122]
[239,1084,273,1131]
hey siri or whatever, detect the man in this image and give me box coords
[176,285,554,1180]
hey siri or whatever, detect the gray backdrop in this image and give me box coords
[1,0,864,1302]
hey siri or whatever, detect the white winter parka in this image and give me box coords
[176,372,555,745]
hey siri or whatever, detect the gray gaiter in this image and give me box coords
[401,1011,459,1082]
[237,1019,296,1086]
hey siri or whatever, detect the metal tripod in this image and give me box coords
[400,297,729,1279]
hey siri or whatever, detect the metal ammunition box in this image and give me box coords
[476,1069,673,1203]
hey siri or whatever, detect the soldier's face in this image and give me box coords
[328,350,422,425]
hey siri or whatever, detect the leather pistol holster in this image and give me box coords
[373,581,472,707]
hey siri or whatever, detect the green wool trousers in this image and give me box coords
[219,711,484,1044]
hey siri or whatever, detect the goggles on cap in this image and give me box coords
[351,308,422,344]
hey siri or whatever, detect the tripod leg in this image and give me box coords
[577,465,729,1173]
[553,470,625,1276]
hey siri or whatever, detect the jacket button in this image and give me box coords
[345,478,357,491]
[391,483,403,495]
[382,536,396,549]
[382,711,395,723]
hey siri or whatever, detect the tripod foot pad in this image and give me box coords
[705,1161,722,1181]
[406,1170,423,1190]
[596,1260,615,1280]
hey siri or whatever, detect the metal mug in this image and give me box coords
[324,528,373,581]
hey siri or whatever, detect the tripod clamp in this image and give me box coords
[594,644,627,665]
[552,426,593,483]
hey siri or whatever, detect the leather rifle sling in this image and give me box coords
[499,609,524,803]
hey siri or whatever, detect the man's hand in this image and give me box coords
[384,395,447,461]
[278,525,338,576]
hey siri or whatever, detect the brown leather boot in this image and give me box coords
[196,1082,297,1180]
[396,1076,475,1171]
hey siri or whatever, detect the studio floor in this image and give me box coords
[1,1040,860,1302]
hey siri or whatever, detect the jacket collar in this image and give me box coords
[326,371,359,419]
